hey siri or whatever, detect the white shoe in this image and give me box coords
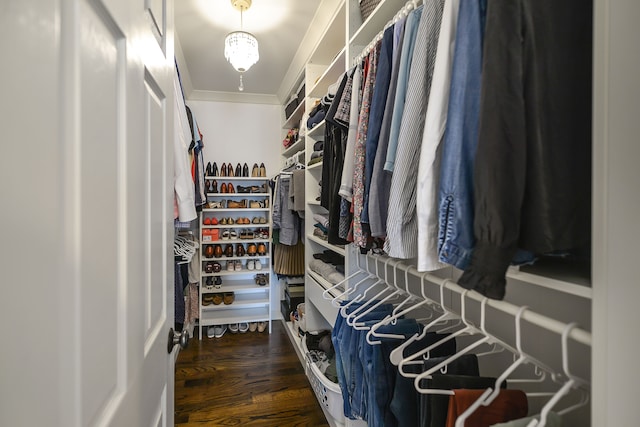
[238,322,249,333]
[214,325,227,338]
[254,260,262,270]
[235,260,242,271]
[207,326,216,338]
[247,259,255,270]
[228,323,239,333]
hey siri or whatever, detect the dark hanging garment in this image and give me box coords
[321,72,350,246]
[459,0,593,300]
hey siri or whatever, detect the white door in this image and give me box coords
[0,0,177,426]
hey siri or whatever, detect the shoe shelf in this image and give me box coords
[204,176,270,181]
[203,292,269,308]
[202,254,270,262]
[201,282,270,294]
[202,207,271,213]
[199,170,273,339]
[206,192,269,197]
[203,269,269,277]
[200,307,270,326]
[201,238,270,245]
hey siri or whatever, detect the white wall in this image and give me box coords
[186,100,282,177]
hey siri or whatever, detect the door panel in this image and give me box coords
[144,70,168,349]
[0,0,175,425]
[79,0,124,423]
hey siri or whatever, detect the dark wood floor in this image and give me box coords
[175,321,330,427]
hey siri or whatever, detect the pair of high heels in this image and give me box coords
[250,163,267,177]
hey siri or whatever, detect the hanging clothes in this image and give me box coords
[321,72,350,246]
[416,0,460,271]
[172,70,197,222]
[368,15,407,238]
[459,0,593,300]
[352,45,381,248]
[361,25,394,229]
[385,0,445,259]
[436,0,487,271]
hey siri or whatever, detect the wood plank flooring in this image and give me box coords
[175,321,330,427]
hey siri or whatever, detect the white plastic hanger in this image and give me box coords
[351,260,414,327]
[338,256,382,316]
[414,297,501,392]
[398,289,474,378]
[367,270,436,345]
[526,322,590,427]
[346,260,399,327]
[324,252,370,305]
[389,277,460,366]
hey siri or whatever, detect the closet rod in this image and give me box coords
[354,0,420,65]
[360,253,592,348]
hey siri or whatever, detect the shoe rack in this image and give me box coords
[198,162,273,340]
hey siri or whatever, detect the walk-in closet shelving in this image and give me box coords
[277,0,596,425]
[199,174,273,339]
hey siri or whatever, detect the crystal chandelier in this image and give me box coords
[224,0,259,91]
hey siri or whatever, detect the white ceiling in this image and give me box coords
[175,0,322,102]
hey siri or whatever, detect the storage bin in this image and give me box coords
[285,97,299,119]
[359,0,382,22]
[302,336,345,424]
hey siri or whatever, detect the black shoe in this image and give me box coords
[235,163,242,177]
[212,162,219,177]
[242,163,249,177]
[205,162,212,176]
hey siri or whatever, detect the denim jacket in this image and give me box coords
[437,0,487,270]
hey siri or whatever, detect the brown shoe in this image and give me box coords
[247,243,257,256]
[220,163,227,177]
[212,293,224,305]
[224,244,234,257]
[204,245,214,258]
[213,244,223,258]
[227,200,246,209]
[221,183,228,193]
[228,183,235,194]
[257,243,267,256]
[223,292,235,305]
[236,244,246,257]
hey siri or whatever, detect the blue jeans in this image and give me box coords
[364,320,422,427]
[334,303,393,420]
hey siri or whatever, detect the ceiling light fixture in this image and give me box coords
[224,0,259,91]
